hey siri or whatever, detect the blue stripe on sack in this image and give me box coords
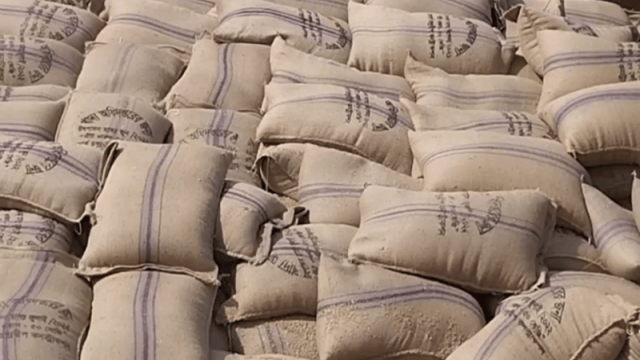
[298,183,363,203]
[593,217,640,250]
[224,188,271,220]
[209,44,234,107]
[544,50,640,73]
[108,15,199,42]
[351,25,497,44]
[554,89,640,128]
[0,124,55,141]
[134,271,159,360]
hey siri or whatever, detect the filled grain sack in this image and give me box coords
[163,37,270,112]
[79,270,215,360]
[96,0,218,49]
[0,210,74,252]
[258,83,414,175]
[318,255,485,360]
[212,352,307,360]
[633,174,640,229]
[542,227,606,273]
[361,0,492,23]
[349,186,556,293]
[405,55,542,113]
[77,142,232,283]
[214,0,351,63]
[402,99,554,138]
[56,92,172,151]
[0,36,83,88]
[210,320,230,352]
[168,109,261,186]
[348,1,511,76]
[0,248,92,360]
[264,0,348,21]
[76,42,186,105]
[583,183,640,282]
[98,0,216,13]
[507,55,543,84]
[547,271,640,307]
[218,225,357,323]
[230,316,319,360]
[0,85,70,102]
[0,136,100,226]
[0,0,105,52]
[448,286,638,360]
[256,143,306,200]
[216,182,288,261]
[298,145,421,226]
[269,37,414,101]
[540,82,640,167]
[501,0,630,26]
[0,100,64,141]
[590,165,639,200]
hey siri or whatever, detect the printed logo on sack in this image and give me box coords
[19,0,79,41]
[0,138,64,175]
[435,192,503,236]
[344,88,398,131]
[425,15,478,59]
[268,227,320,279]
[563,18,597,37]
[79,106,153,149]
[0,211,56,247]
[0,37,53,85]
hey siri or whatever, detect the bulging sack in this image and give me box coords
[168,109,261,186]
[0,210,74,253]
[57,92,173,151]
[548,271,640,307]
[101,0,216,13]
[542,227,606,273]
[0,35,83,87]
[0,85,70,102]
[348,1,511,76]
[0,100,64,141]
[409,130,591,236]
[264,0,348,21]
[404,55,542,113]
[214,0,351,63]
[256,143,306,200]
[348,186,556,293]
[298,144,421,226]
[79,270,215,360]
[163,37,270,112]
[318,255,485,360]
[77,142,232,283]
[589,165,639,200]
[212,352,307,360]
[362,0,492,23]
[270,37,414,101]
[258,83,414,175]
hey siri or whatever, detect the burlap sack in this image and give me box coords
[348,1,511,76]
[77,142,232,283]
[541,82,640,167]
[298,144,421,226]
[0,36,83,88]
[211,320,230,352]
[168,109,261,186]
[264,0,348,21]
[501,0,630,26]
[76,42,186,105]
[449,286,637,360]
[163,37,270,112]
[230,316,319,360]
[405,55,542,112]
[410,130,591,236]
[547,271,640,307]
[0,136,101,226]
[0,248,92,360]
[633,174,640,234]
[101,0,215,13]
[214,0,351,63]
[0,210,74,252]
[270,37,414,101]
[318,255,486,360]
[362,0,491,23]
[402,99,554,138]
[542,227,606,273]
[57,92,173,152]
[0,0,105,52]
[96,0,218,49]
[590,165,639,200]
[0,100,64,141]
[212,352,307,360]
[216,182,287,260]
[507,55,543,84]
[79,270,215,360]
[0,85,70,102]
[256,143,306,200]
[258,83,414,175]
[349,186,555,293]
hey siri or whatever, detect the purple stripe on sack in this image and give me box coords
[134,271,160,360]
[350,26,497,44]
[109,15,198,43]
[0,124,55,141]
[439,0,491,22]
[441,120,548,132]
[224,189,270,220]
[298,184,363,203]
[414,86,540,102]
[0,46,78,75]
[0,6,94,39]
[554,90,640,128]
[593,218,640,250]
[209,44,234,106]
[544,51,640,73]
[565,10,627,26]
[295,0,346,7]
[0,223,72,246]
[208,110,233,149]
[108,43,137,93]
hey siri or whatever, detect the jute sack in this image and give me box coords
[0,136,101,226]
[540,82,640,167]
[507,56,543,84]
[542,227,607,273]
[501,0,630,26]
[264,0,348,21]
[633,174,640,234]
[0,0,105,52]
[211,320,230,352]
[348,1,511,76]
[269,37,414,101]
[0,210,75,253]
[256,143,306,200]
[258,83,414,175]
[212,352,307,360]
[101,0,216,13]
[0,248,92,360]
[318,255,485,360]
[0,85,70,102]
[0,36,83,88]
[168,109,261,186]
[349,186,556,293]
[216,182,287,261]
[448,286,639,360]
[590,165,639,200]
[163,37,271,113]
[230,316,319,360]
[298,144,421,226]
[362,0,492,23]
[410,130,592,236]
[79,270,215,360]
[402,99,554,138]
[77,142,232,283]
[547,271,640,307]
[76,42,186,105]
[583,183,640,282]
[96,0,218,49]
[57,92,173,152]
[0,100,64,141]
[214,0,352,64]
[405,55,542,113]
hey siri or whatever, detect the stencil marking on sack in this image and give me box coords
[563,18,597,37]
[0,37,53,85]
[297,8,349,50]
[344,88,399,131]
[616,43,640,81]
[269,228,320,279]
[432,192,503,236]
[0,212,56,247]
[422,14,478,58]
[0,139,64,174]
[18,1,79,41]
[80,105,152,148]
